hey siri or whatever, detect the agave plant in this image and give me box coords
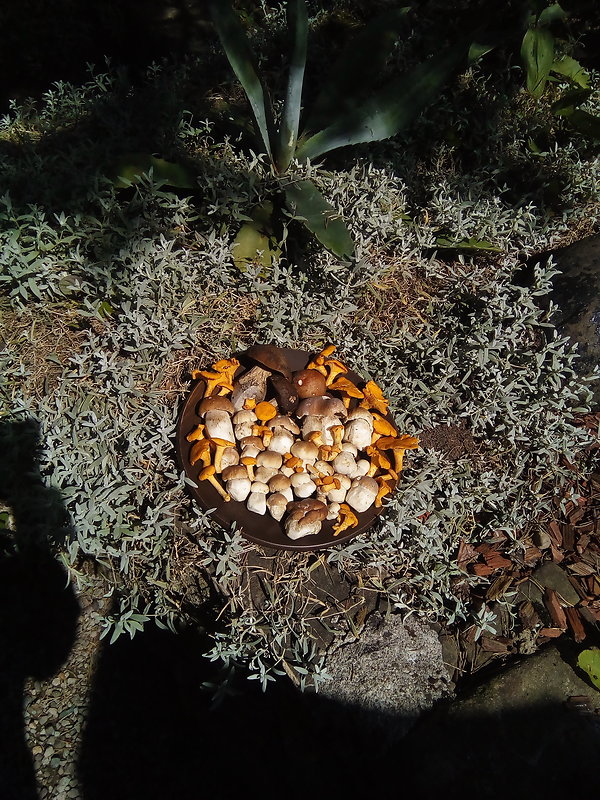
[211,0,470,264]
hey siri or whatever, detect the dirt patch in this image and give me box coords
[419,423,476,460]
[0,304,86,399]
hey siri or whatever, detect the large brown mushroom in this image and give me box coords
[284,498,328,540]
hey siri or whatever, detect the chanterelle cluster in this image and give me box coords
[187,346,419,540]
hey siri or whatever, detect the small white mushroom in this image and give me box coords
[267,416,300,455]
[233,409,257,440]
[332,451,358,477]
[239,436,264,459]
[254,466,278,484]
[256,450,283,472]
[325,474,351,504]
[284,499,328,540]
[352,458,370,478]
[268,474,293,503]
[343,418,372,450]
[290,472,317,498]
[247,481,269,515]
[290,440,319,467]
[326,501,341,521]
[267,492,288,521]
[220,446,240,472]
[345,476,379,513]
[222,465,252,502]
[341,442,358,456]
[308,460,334,478]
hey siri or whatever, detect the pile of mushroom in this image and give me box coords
[186,345,419,540]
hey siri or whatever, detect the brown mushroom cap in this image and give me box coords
[269,375,299,414]
[292,369,327,399]
[267,415,300,435]
[286,498,328,520]
[296,396,347,418]
[245,344,293,381]
[197,396,234,416]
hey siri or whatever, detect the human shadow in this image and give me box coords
[78,618,600,800]
[0,418,80,800]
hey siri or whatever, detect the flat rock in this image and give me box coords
[321,613,453,742]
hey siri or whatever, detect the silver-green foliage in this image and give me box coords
[1,58,598,684]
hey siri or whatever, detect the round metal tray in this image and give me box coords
[175,346,397,552]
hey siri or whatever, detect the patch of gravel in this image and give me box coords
[23,581,110,800]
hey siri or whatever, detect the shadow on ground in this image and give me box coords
[78,619,600,800]
[0,418,80,800]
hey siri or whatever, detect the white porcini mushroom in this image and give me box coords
[326,501,341,521]
[290,440,319,468]
[290,472,317,498]
[222,465,252,502]
[238,436,264,459]
[267,416,300,455]
[257,450,283,472]
[343,413,373,451]
[267,492,289,521]
[280,464,295,477]
[345,476,379,513]
[254,466,278,484]
[247,481,269,514]
[285,499,328,540]
[296,396,347,446]
[325,474,352,504]
[332,451,358,477]
[341,441,358,456]
[352,458,370,478]
[308,460,334,479]
[233,409,257,440]
[220,446,240,472]
[197,397,236,443]
[268,474,293,503]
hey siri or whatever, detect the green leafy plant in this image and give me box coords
[209,0,471,263]
[577,648,600,691]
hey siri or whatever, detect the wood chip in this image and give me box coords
[487,575,513,601]
[550,544,565,564]
[538,627,564,638]
[544,588,567,629]
[567,561,596,576]
[472,563,495,577]
[548,521,562,547]
[562,523,575,551]
[565,607,586,643]
[457,538,479,571]
[480,636,510,653]
[518,600,540,629]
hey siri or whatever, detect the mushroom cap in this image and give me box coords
[328,377,363,398]
[290,440,319,464]
[245,344,293,381]
[197,396,234,416]
[233,409,257,424]
[345,476,379,513]
[222,465,249,481]
[257,450,283,470]
[376,434,420,451]
[220,446,240,470]
[268,474,292,494]
[254,466,278,484]
[292,369,327,399]
[250,481,269,494]
[269,375,299,414]
[239,436,264,453]
[296,396,347,419]
[255,401,278,422]
[332,451,358,476]
[346,407,374,425]
[267,415,300,435]
[267,492,288,521]
[290,472,317,498]
[231,366,270,411]
[286,498,328,521]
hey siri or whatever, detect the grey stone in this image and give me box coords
[321,612,453,741]
[532,561,581,606]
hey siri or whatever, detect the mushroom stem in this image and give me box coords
[198,466,231,501]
